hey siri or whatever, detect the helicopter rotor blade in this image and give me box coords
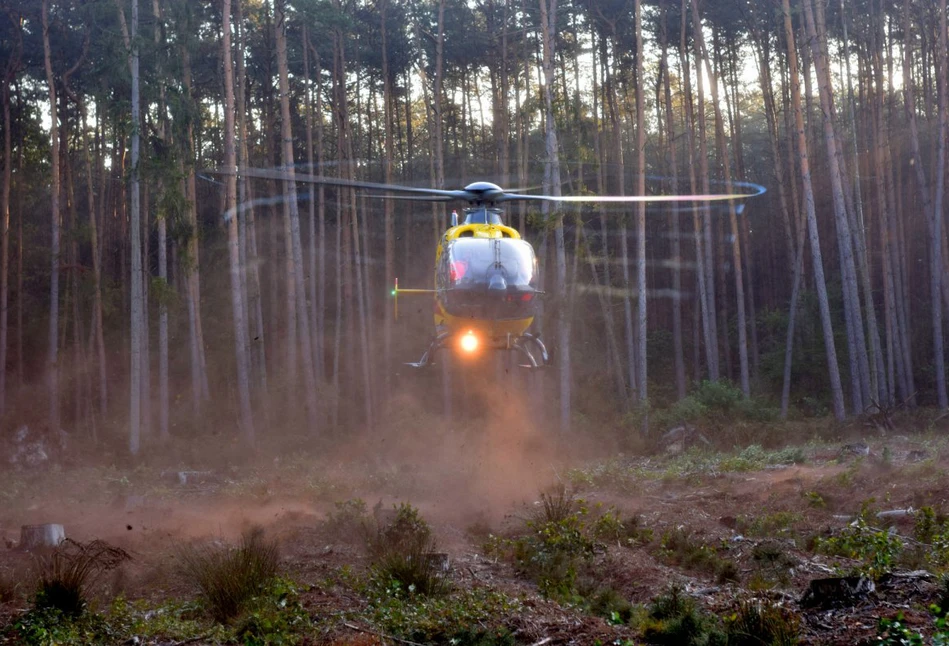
[216,166,469,200]
[363,194,454,202]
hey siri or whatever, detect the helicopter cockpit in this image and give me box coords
[437,237,539,321]
[460,207,504,226]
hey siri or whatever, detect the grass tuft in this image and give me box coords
[724,599,801,645]
[178,526,279,623]
[33,539,131,617]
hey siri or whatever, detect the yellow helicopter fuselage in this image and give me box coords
[432,222,535,341]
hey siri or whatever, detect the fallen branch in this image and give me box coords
[343,622,426,646]
[530,638,553,646]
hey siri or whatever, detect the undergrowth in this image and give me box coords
[658,527,739,584]
[33,539,131,617]
[366,503,448,596]
[637,585,725,645]
[360,576,520,645]
[178,526,279,622]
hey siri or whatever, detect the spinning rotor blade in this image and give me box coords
[500,179,766,204]
[214,166,766,206]
[216,166,469,200]
[363,194,454,202]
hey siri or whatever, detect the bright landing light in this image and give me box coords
[460,330,479,353]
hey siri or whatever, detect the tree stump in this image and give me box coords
[19,524,65,550]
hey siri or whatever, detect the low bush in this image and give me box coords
[657,380,778,431]
[324,498,371,543]
[367,503,447,596]
[178,526,279,622]
[724,600,800,645]
[362,576,521,645]
[638,585,725,645]
[813,517,902,580]
[658,528,739,584]
[33,539,131,617]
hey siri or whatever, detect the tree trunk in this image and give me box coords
[802,0,871,412]
[223,0,254,442]
[274,0,319,428]
[698,21,749,396]
[660,2,686,400]
[539,0,569,433]
[634,0,648,417]
[690,0,719,381]
[782,0,846,420]
[42,0,61,438]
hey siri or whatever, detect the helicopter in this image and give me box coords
[222,168,764,370]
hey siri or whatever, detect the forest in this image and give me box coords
[0,0,947,454]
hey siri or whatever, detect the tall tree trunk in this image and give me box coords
[236,0,266,393]
[223,0,255,442]
[634,0,648,417]
[113,0,143,452]
[690,0,720,381]
[180,39,210,410]
[0,19,20,419]
[698,22,750,395]
[42,0,62,439]
[782,0,846,420]
[275,0,319,428]
[802,0,871,412]
[539,0,569,433]
[659,9,686,400]
[381,0,395,402]
[933,0,948,407]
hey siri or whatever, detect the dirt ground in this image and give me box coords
[2,415,949,645]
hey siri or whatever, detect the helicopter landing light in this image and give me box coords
[460,330,479,353]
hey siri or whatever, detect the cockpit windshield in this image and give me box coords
[441,238,537,290]
[462,208,504,226]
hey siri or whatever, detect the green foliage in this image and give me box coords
[638,585,725,646]
[875,612,926,645]
[367,503,447,596]
[323,498,371,543]
[178,527,280,623]
[362,576,520,645]
[750,542,797,587]
[657,380,778,429]
[234,578,310,646]
[813,517,903,580]
[11,607,123,646]
[658,528,739,584]
[33,539,131,617]
[724,600,800,645]
[738,511,803,538]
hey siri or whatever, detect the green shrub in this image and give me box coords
[639,585,725,646]
[34,539,131,617]
[178,527,279,622]
[813,518,902,580]
[367,503,448,596]
[724,600,800,645]
[659,528,739,584]
[324,498,371,543]
[363,577,520,644]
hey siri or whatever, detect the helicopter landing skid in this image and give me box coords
[404,332,452,368]
[513,333,549,369]
[406,331,548,369]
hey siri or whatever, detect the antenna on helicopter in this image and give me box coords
[451,210,459,227]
